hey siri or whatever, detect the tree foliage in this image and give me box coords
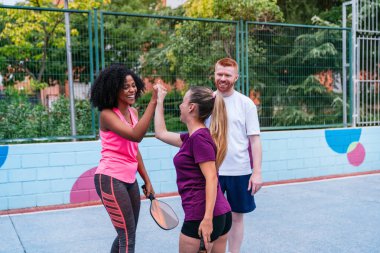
[0,0,109,82]
[137,0,284,87]
[185,0,284,22]
[277,0,345,24]
[0,90,93,140]
[268,24,345,126]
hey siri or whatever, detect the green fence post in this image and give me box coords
[349,30,354,126]
[94,8,99,76]
[235,21,241,92]
[88,11,96,136]
[245,21,249,97]
[100,11,105,70]
[240,19,245,95]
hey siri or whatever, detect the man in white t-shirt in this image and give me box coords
[213,58,263,253]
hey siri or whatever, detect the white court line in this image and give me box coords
[6,172,380,216]
[6,196,181,217]
[5,204,104,217]
[264,172,380,188]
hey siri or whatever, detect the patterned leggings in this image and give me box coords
[94,174,141,253]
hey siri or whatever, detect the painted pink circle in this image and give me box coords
[70,167,99,204]
[347,142,365,166]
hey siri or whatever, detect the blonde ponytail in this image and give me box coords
[189,87,228,170]
[209,92,228,170]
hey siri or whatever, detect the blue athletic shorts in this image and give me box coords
[219,174,256,213]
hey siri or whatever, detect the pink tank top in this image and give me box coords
[95,107,139,183]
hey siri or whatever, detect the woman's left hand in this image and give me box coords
[156,84,167,104]
[198,217,213,246]
[143,182,155,197]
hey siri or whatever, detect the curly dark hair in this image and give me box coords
[90,64,145,111]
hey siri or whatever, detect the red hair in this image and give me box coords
[215,58,238,72]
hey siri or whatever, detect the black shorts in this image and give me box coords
[181,212,232,242]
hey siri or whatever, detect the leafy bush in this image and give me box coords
[0,91,94,142]
[0,87,186,142]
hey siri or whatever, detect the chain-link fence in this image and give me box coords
[0,6,354,143]
[99,12,238,133]
[246,22,351,129]
[0,5,95,143]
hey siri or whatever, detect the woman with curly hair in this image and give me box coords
[90,64,157,253]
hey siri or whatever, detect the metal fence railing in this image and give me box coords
[357,36,380,125]
[352,0,380,126]
[0,6,355,143]
[0,5,95,143]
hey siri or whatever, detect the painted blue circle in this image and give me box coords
[0,146,9,168]
[325,129,361,154]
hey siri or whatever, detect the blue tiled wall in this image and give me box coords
[0,127,379,211]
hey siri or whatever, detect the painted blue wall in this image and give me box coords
[0,127,379,211]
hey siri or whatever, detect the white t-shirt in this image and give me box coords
[207,90,260,176]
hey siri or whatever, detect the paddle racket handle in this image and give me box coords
[141,185,155,200]
[198,236,207,253]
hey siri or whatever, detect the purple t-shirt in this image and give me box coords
[173,128,231,221]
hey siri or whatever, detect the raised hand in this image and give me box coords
[151,83,159,103]
[156,84,167,103]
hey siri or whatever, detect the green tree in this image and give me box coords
[268,18,345,126]
[185,0,284,21]
[140,0,284,86]
[98,0,164,71]
[277,0,344,24]
[0,0,109,82]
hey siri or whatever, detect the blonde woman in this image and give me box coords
[155,86,231,253]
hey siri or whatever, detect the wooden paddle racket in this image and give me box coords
[142,185,179,230]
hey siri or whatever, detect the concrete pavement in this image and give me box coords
[1,173,379,253]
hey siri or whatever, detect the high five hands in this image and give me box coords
[155,82,167,103]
